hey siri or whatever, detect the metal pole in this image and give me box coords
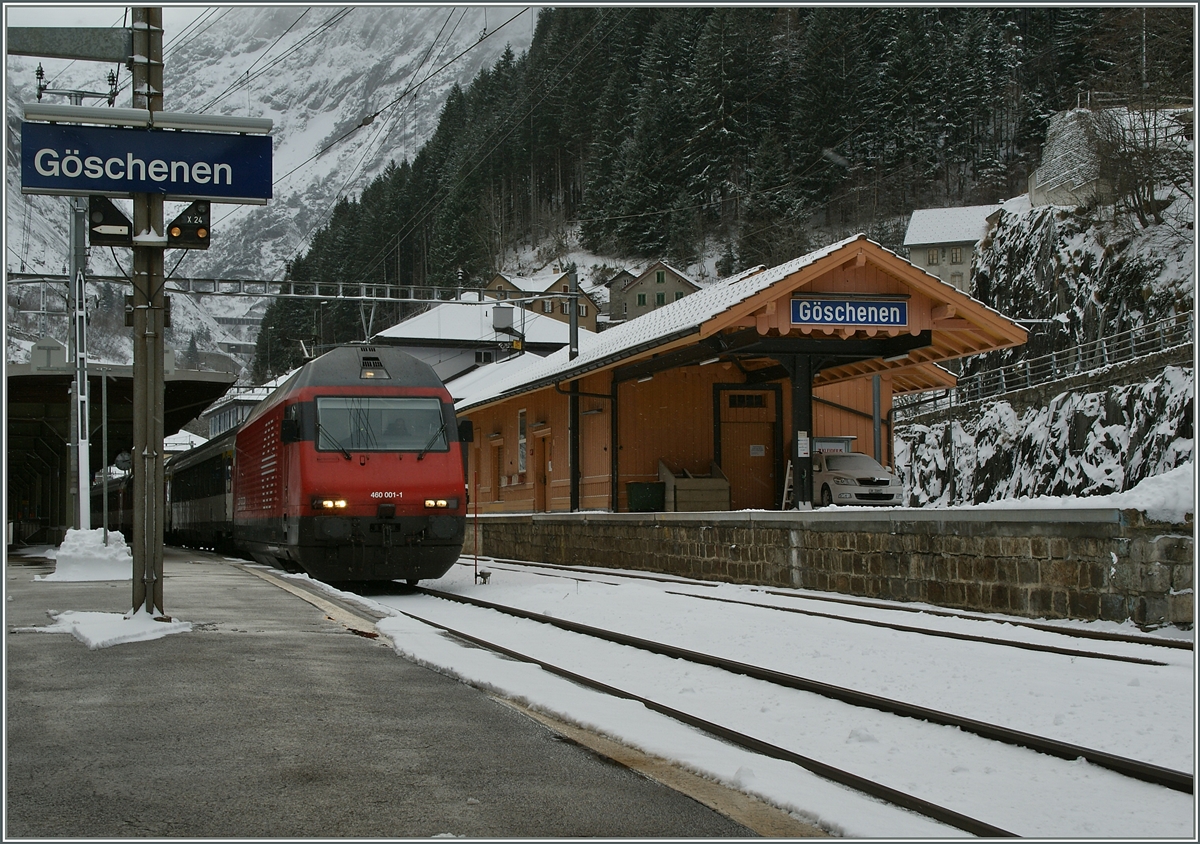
[568,270,580,512]
[872,374,882,463]
[101,368,109,544]
[66,90,90,531]
[130,6,165,616]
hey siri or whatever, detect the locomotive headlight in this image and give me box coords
[313,497,348,510]
[424,498,458,509]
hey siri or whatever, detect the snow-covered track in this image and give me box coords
[415,584,1193,795]
[393,593,1016,837]
[481,557,1192,651]
[667,590,1170,666]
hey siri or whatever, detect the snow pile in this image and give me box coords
[18,607,191,650]
[34,528,133,582]
[944,463,1193,524]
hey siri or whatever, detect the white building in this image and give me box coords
[902,205,1000,293]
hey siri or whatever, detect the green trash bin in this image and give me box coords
[626,482,666,512]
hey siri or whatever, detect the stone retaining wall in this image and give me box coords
[464,509,1193,629]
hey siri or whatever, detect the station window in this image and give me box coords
[517,409,527,474]
[927,248,939,266]
[560,302,569,315]
[475,350,494,364]
[637,293,647,307]
[656,270,665,284]
[656,292,665,306]
[950,272,965,289]
[578,304,588,317]
[729,393,766,409]
[675,291,685,301]
[950,247,963,264]
[542,300,553,313]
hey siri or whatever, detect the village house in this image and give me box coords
[902,205,999,294]
[606,260,703,324]
[484,267,601,333]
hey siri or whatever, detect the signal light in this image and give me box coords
[167,201,211,250]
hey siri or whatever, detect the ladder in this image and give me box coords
[780,460,793,510]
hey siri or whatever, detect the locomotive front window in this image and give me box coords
[316,397,449,453]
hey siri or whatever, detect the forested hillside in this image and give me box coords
[256,6,1192,380]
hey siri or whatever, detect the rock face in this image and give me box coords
[896,366,1193,507]
[898,195,1194,508]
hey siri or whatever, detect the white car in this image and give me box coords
[813,452,903,507]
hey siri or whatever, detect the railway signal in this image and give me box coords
[167,200,210,249]
[87,195,133,247]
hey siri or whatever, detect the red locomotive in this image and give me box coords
[166,345,470,584]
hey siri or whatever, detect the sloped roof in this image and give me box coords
[621,259,700,293]
[455,235,1026,413]
[373,298,596,346]
[903,205,999,247]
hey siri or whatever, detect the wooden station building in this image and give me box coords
[451,235,1027,513]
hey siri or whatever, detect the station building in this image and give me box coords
[450,235,1027,513]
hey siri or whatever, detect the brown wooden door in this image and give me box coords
[720,391,776,510]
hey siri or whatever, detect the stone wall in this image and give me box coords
[465,509,1193,629]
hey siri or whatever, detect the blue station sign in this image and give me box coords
[21,122,272,203]
[791,297,908,328]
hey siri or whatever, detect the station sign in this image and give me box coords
[21,122,272,204]
[791,297,908,328]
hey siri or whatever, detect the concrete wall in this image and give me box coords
[465,509,1193,629]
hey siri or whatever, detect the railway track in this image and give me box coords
[357,574,1192,837]
[391,591,1015,837]
[417,584,1191,794]
[475,557,1193,652]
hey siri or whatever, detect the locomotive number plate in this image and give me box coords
[370,491,403,499]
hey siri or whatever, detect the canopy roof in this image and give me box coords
[456,235,1027,412]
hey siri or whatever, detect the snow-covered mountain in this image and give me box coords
[5,6,536,366]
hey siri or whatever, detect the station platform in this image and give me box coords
[4,548,775,839]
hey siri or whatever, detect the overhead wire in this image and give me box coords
[282,7,466,261]
[348,7,623,287]
[189,7,311,113]
[197,7,353,112]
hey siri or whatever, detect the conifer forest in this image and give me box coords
[255,6,1193,381]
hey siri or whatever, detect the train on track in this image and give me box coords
[93,345,470,584]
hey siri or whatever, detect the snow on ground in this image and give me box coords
[938,462,1194,523]
[16,478,1195,834]
[15,529,191,649]
[12,607,191,650]
[329,560,1194,838]
[32,528,133,582]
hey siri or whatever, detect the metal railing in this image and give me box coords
[896,311,1194,420]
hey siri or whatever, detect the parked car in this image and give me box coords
[813,452,903,507]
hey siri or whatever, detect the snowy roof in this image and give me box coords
[442,352,548,403]
[621,259,699,293]
[903,205,999,247]
[164,430,208,452]
[491,272,558,294]
[202,368,297,416]
[454,239,859,412]
[455,234,1027,413]
[373,298,596,346]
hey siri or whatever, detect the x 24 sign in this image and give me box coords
[21,122,272,204]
